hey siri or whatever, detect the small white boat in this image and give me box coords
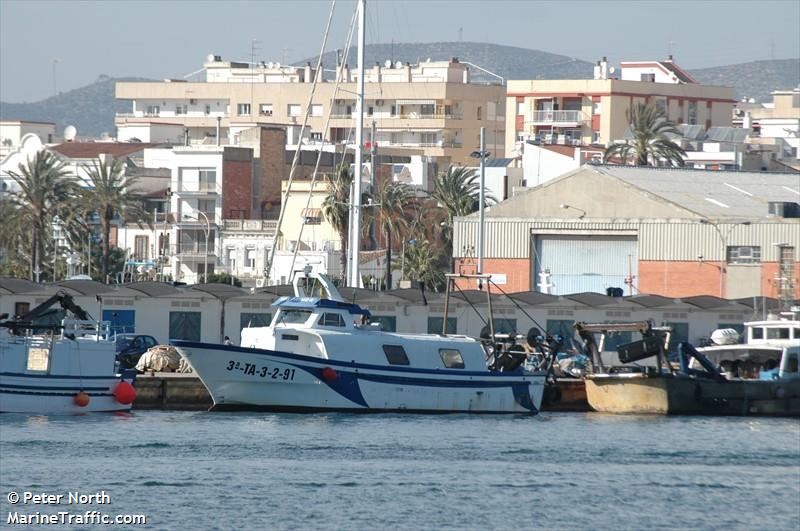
[174,271,546,413]
[0,292,137,414]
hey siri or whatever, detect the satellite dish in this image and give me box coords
[395,61,402,69]
[206,54,216,63]
[426,57,432,63]
[608,66,616,74]
[63,125,77,142]
[384,60,392,68]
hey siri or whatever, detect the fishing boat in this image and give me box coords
[0,292,137,414]
[579,318,800,416]
[173,271,547,413]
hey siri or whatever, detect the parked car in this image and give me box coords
[115,334,159,369]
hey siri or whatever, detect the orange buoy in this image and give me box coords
[113,381,137,405]
[321,367,338,382]
[74,391,90,407]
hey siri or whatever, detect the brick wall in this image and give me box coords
[258,127,287,213]
[453,257,530,293]
[222,148,253,219]
[639,260,800,299]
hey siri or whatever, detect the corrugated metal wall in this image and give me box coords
[454,218,799,262]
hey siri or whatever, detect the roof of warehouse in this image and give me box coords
[591,165,800,219]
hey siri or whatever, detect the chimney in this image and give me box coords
[593,61,601,80]
[667,54,673,61]
[375,61,381,83]
[600,57,608,80]
[304,62,312,83]
[344,63,351,82]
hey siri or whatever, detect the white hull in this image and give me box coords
[175,342,546,414]
[0,374,134,414]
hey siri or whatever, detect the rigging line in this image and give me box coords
[265,0,338,284]
[452,282,488,327]
[288,4,359,276]
[488,279,549,337]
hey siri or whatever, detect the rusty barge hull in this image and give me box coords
[585,375,800,416]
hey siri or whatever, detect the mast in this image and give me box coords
[349,0,366,288]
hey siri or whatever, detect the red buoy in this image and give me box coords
[74,391,90,407]
[321,367,338,382]
[113,381,137,405]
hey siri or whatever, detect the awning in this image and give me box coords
[301,208,322,219]
[395,99,436,105]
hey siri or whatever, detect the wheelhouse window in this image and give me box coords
[278,309,312,324]
[26,347,50,372]
[439,349,465,369]
[319,313,345,327]
[383,345,410,365]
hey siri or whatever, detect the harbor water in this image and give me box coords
[1,412,798,530]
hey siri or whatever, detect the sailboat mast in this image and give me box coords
[349,0,366,288]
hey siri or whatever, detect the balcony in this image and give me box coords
[176,214,218,226]
[222,219,278,233]
[174,183,219,196]
[171,243,216,257]
[529,110,585,126]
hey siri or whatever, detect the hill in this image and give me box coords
[1,44,797,137]
[0,75,151,137]
[689,58,799,102]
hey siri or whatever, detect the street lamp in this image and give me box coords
[699,219,751,299]
[184,212,210,284]
[559,203,586,218]
[470,127,491,281]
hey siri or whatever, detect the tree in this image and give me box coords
[322,164,352,280]
[204,272,242,287]
[372,180,414,290]
[427,165,494,266]
[603,102,686,166]
[400,239,445,292]
[79,158,149,282]
[4,150,78,280]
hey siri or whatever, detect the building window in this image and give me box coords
[419,132,438,145]
[288,104,301,116]
[517,101,525,116]
[592,131,601,144]
[246,249,256,269]
[205,104,211,115]
[439,349,465,369]
[169,311,201,341]
[727,246,761,264]
[320,313,346,327]
[655,99,666,114]
[420,104,434,116]
[428,317,457,334]
[227,248,236,269]
[199,169,216,192]
[310,132,323,141]
[197,199,215,218]
[477,106,482,120]
[259,103,273,116]
[175,105,187,115]
[383,345,410,365]
[146,105,160,116]
[640,73,656,82]
[592,101,601,115]
[688,101,697,125]
[390,105,396,116]
[134,235,149,260]
[237,103,251,116]
[311,104,323,117]
[241,312,271,329]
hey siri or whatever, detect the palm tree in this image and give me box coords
[79,157,149,282]
[372,180,414,289]
[5,150,78,280]
[322,164,352,279]
[401,239,445,292]
[428,165,494,265]
[603,102,686,166]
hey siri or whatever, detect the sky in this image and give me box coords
[1,0,799,103]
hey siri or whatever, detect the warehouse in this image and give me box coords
[453,165,799,300]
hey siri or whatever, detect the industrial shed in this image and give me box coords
[454,164,799,300]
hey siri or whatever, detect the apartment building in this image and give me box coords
[116,55,505,165]
[0,120,57,159]
[506,57,734,156]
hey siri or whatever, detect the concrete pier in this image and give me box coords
[133,373,212,410]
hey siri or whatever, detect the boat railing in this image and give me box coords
[61,319,113,341]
